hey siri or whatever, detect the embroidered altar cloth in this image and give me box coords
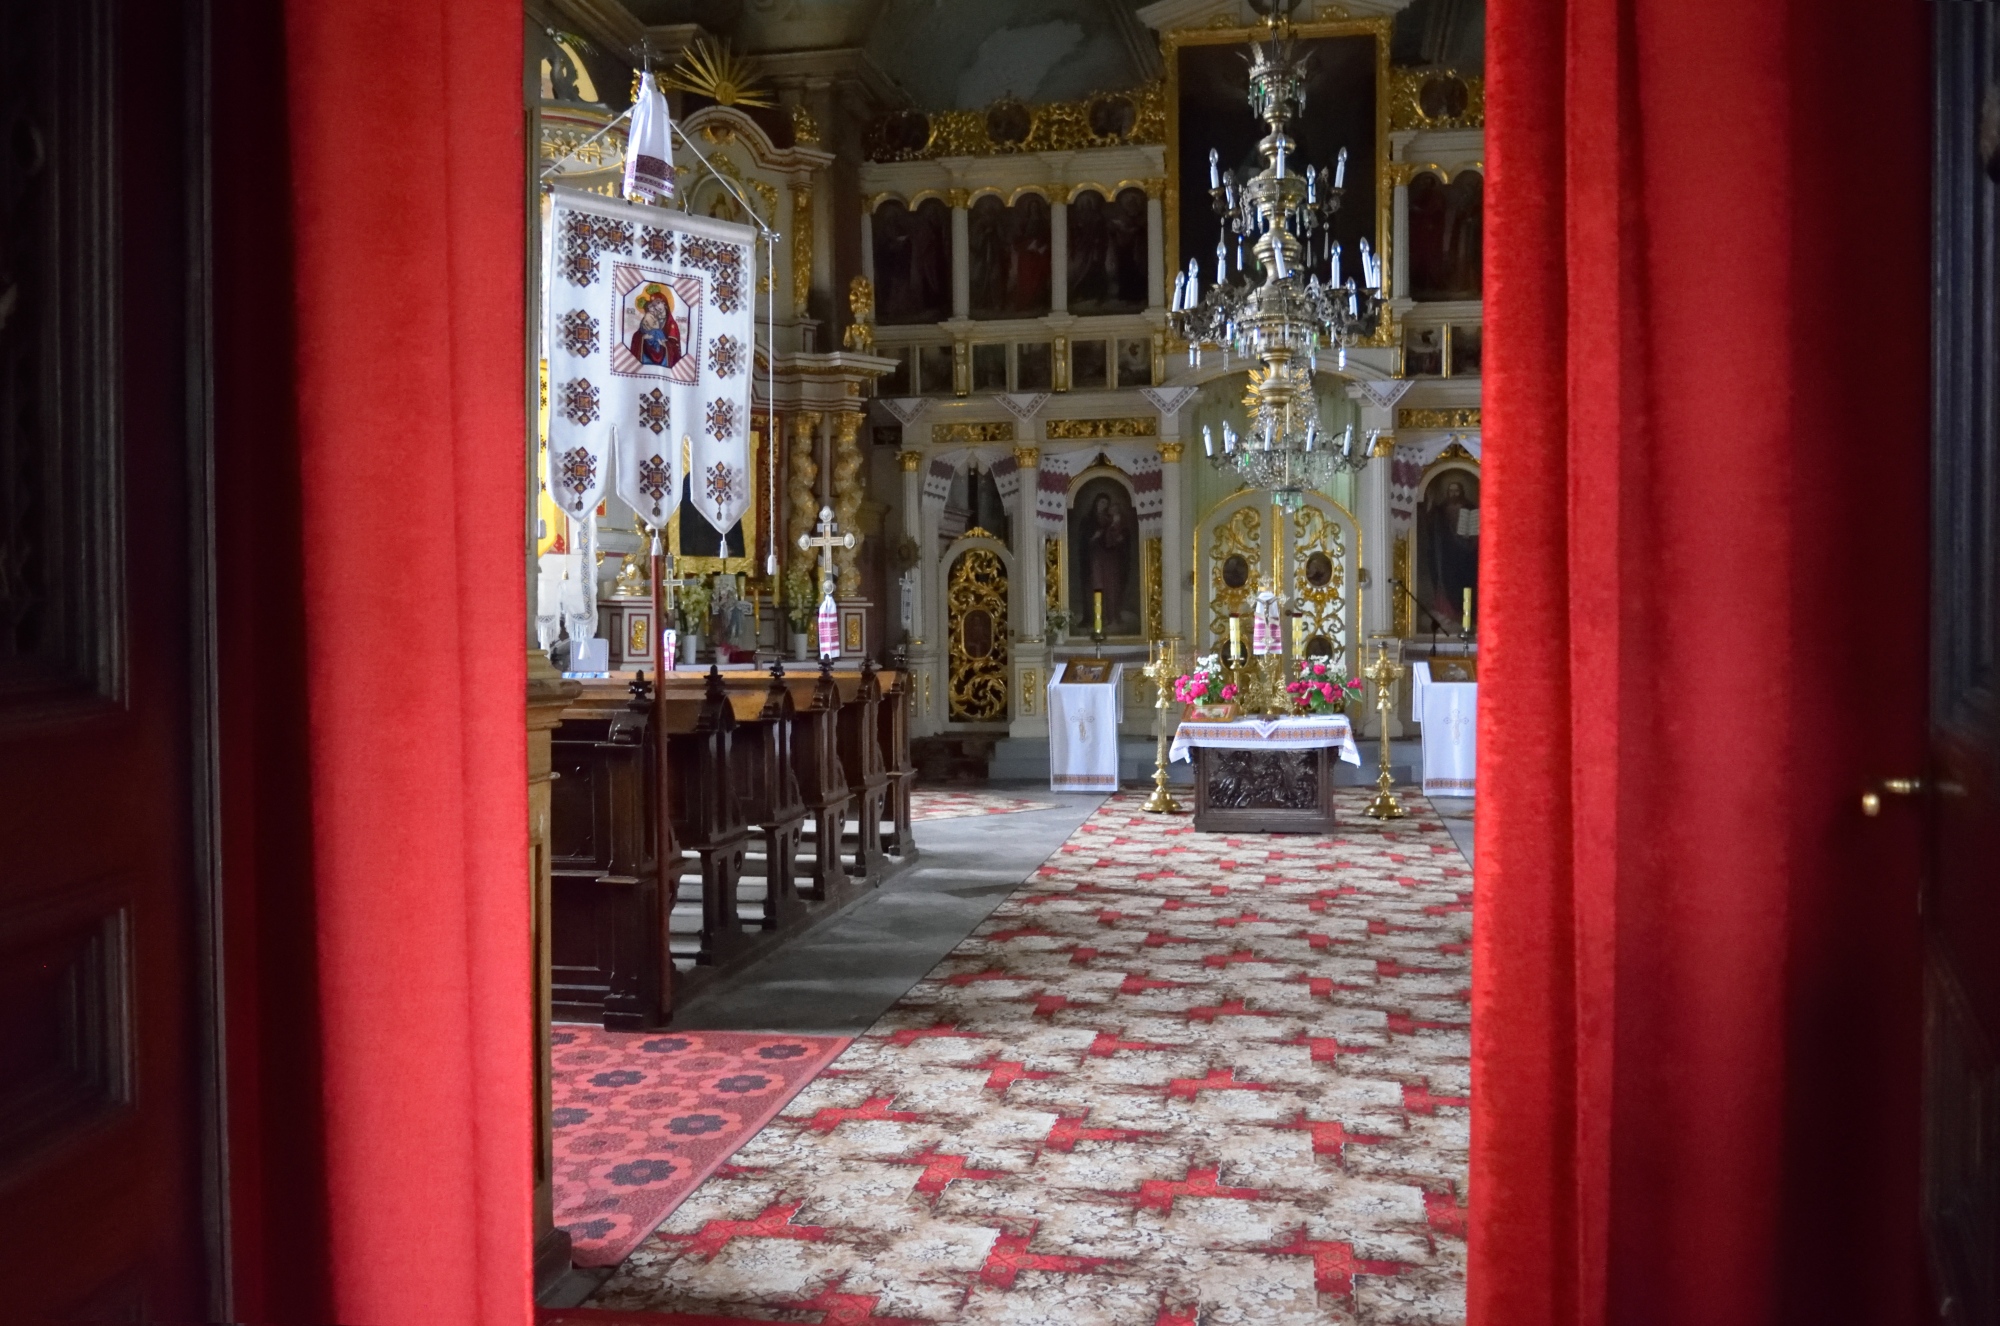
[1048,664,1125,792]
[1413,662,1478,797]
[1170,715,1361,767]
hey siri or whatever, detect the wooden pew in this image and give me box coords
[723,664,806,930]
[549,677,678,1028]
[658,666,748,966]
[876,667,915,859]
[837,660,889,880]
[783,659,851,901]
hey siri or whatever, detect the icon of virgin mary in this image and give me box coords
[629,286,681,368]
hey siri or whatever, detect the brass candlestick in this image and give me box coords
[1363,642,1406,819]
[1142,638,1182,814]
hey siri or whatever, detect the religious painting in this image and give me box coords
[611,269,700,383]
[1059,659,1115,685]
[1169,22,1385,296]
[1408,170,1484,301]
[1416,466,1480,634]
[1450,324,1482,376]
[1017,342,1053,391]
[969,192,1053,320]
[1068,475,1141,637]
[1404,324,1444,376]
[1116,337,1153,387]
[1071,339,1109,390]
[627,611,651,659]
[1067,187,1149,316]
[872,197,951,325]
[918,343,954,395]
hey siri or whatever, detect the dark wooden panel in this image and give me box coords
[0,901,132,1174]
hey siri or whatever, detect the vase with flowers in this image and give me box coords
[1172,653,1238,719]
[1286,656,1363,715]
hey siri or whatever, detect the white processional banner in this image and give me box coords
[544,187,756,537]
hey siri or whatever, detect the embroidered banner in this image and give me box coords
[544,187,756,537]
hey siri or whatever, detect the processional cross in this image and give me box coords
[797,506,854,659]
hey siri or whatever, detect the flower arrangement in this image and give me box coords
[1286,656,1363,715]
[782,567,817,633]
[1172,653,1237,708]
[674,574,713,635]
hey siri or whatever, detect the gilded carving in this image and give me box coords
[1370,430,1397,458]
[898,450,925,473]
[1207,505,1263,651]
[945,187,972,210]
[1044,536,1061,616]
[1391,531,1413,638]
[1289,506,1348,659]
[843,276,875,353]
[1044,417,1159,440]
[953,339,970,396]
[1398,407,1482,430]
[1012,446,1041,469]
[1019,670,1039,716]
[789,102,822,145]
[931,421,1015,444]
[947,547,1010,722]
[791,184,814,318]
[1387,66,1486,131]
[1052,336,1070,393]
[866,80,1168,162]
[1158,442,1184,463]
[787,412,822,584]
[1144,536,1164,641]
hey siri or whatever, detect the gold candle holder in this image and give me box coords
[1362,642,1406,819]
[1142,638,1182,814]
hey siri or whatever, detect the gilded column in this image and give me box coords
[831,410,866,597]
[1158,441,1187,643]
[787,410,823,582]
[948,187,971,320]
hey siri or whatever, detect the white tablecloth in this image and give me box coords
[1048,663,1125,792]
[1169,714,1361,766]
[1420,680,1478,797]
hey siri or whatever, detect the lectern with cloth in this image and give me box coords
[1412,658,1477,798]
[1047,660,1124,792]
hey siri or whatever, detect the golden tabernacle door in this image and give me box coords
[1193,490,1362,679]
[945,536,1011,723]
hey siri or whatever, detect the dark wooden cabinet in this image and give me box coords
[1191,745,1339,835]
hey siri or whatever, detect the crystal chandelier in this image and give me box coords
[1168,2,1384,507]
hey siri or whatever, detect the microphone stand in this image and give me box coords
[1389,577,1471,648]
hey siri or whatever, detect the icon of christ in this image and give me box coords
[629,285,682,369]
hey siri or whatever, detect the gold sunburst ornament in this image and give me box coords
[661,38,773,109]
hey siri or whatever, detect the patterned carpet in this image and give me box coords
[570,789,1470,1324]
[552,1028,851,1266]
[908,789,1059,822]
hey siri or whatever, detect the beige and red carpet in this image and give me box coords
[908,789,1058,822]
[552,1028,851,1266]
[561,789,1470,1324]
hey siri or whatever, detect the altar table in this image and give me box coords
[1170,715,1359,834]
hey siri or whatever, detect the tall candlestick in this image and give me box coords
[1094,591,1104,635]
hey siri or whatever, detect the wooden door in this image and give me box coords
[0,0,219,1317]
[1925,9,2000,1320]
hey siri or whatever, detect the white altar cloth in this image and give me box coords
[1418,672,1478,797]
[1048,663,1125,792]
[1169,714,1361,766]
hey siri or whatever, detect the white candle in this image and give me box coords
[1209,148,1221,190]
[1334,146,1348,189]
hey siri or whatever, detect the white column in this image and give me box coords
[861,203,876,285]
[900,449,924,639]
[949,189,971,320]
[1146,195,1165,310]
[1049,198,1069,314]
[1158,439,1187,643]
[1012,446,1044,638]
[914,490,945,736]
[1357,429,1402,737]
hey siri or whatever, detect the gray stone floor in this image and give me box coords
[1430,795,1475,864]
[666,790,1106,1034]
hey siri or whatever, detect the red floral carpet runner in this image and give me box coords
[552,1027,851,1266]
[577,790,1471,1323]
[908,789,1058,822]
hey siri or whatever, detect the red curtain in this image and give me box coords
[1475,2,1930,1323]
[213,1,532,1322]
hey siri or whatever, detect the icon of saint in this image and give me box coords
[629,287,681,368]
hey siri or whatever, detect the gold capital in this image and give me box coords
[1157,442,1184,463]
[899,449,925,472]
[1371,431,1397,458]
[1012,446,1041,469]
[945,187,971,209]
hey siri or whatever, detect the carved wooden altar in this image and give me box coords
[1191,745,1338,835]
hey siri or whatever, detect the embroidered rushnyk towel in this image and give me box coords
[1169,713,1361,766]
[1419,681,1478,797]
[544,187,755,538]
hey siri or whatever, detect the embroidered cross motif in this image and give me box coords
[558,309,598,359]
[558,377,600,426]
[555,446,598,508]
[637,388,668,435]
[704,461,738,520]
[707,334,742,378]
[639,226,672,261]
[558,211,633,286]
[705,397,737,441]
[637,453,670,506]
[681,235,745,313]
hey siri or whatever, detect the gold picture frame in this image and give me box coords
[1162,16,1393,313]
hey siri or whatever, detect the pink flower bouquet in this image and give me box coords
[1285,657,1363,716]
